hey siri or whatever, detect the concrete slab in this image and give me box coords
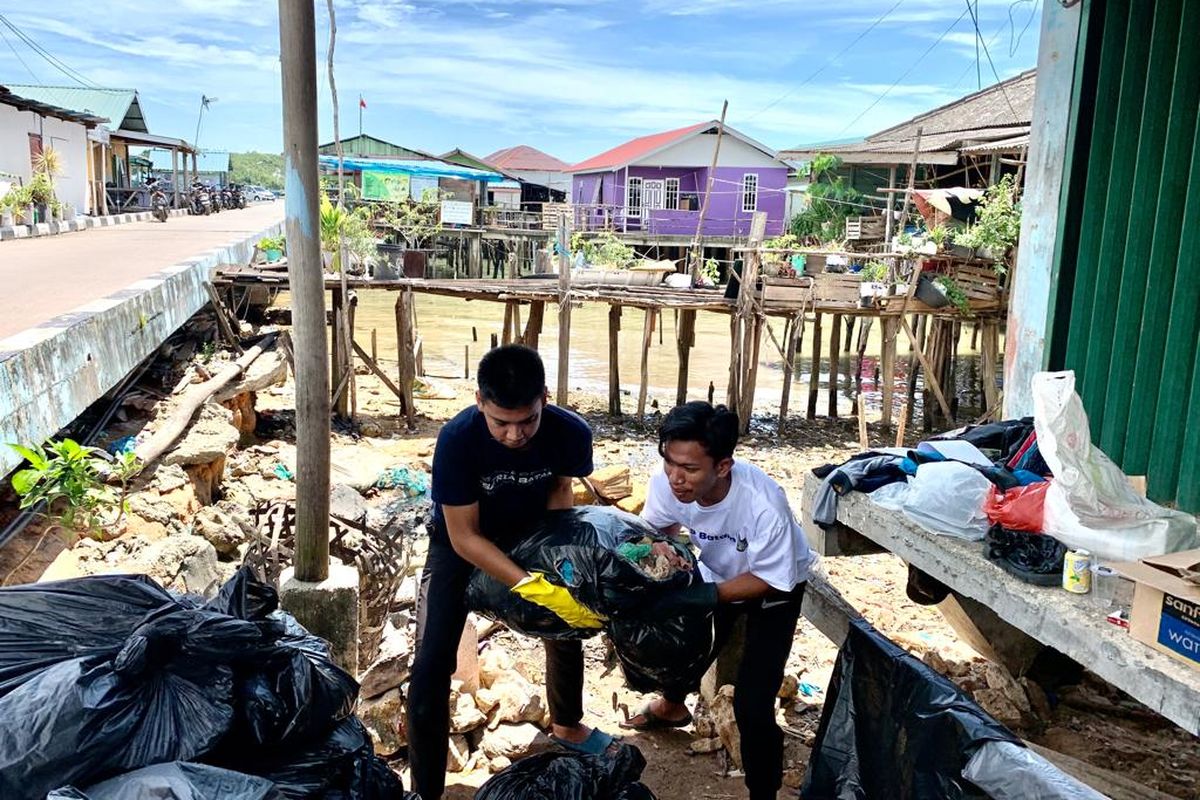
[280,562,361,675]
[0,203,283,478]
[801,473,1200,736]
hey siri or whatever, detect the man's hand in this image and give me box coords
[512,573,604,629]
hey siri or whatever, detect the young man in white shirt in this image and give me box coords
[621,401,815,800]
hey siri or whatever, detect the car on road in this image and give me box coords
[245,186,277,202]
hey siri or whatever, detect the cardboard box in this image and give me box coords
[1112,549,1200,670]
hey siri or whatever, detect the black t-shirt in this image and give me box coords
[430,404,593,549]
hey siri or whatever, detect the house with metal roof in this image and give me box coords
[319,134,435,161]
[439,149,522,208]
[0,85,108,217]
[483,145,572,206]
[568,121,789,240]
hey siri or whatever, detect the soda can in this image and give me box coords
[1063,549,1092,594]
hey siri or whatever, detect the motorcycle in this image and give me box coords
[230,183,246,209]
[210,183,222,213]
[189,181,211,215]
[146,177,170,223]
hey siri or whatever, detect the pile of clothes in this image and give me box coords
[813,372,1200,579]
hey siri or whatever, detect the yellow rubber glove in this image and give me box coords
[511,573,605,629]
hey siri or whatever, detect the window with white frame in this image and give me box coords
[627,176,643,212]
[741,173,758,212]
[665,177,680,210]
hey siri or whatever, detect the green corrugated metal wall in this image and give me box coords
[1047,0,1200,512]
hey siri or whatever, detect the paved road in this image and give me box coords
[0,202,284,340]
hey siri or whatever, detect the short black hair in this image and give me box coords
[477,345,546,409]
[658,401,739,462]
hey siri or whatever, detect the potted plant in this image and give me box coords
[28,172,53,223]
[0,191,14,228]
[381,190,443,278]
[858,260,889,307]
[914,272,951,308]
[951,175,1021,273]
[63,202,75,222]
[935,275,972,315]
[927,224,949,252]
[320,194,377,275]
[257,235,285,263]
[50,199,63,223]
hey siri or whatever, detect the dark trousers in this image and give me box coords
[665,583,806,800]
[407,541,585,800]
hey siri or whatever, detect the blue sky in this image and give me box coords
[0,1,1041,161]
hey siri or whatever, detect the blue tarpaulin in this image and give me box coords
[318,155,504,183]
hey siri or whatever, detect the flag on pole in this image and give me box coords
[201,94,212,109]
[359,95,367,109]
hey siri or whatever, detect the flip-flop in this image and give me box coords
[618,704,693,731]
[550,727,621,755]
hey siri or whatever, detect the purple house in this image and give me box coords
[567,121,788,239]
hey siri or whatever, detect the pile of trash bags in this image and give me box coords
[466,506,713,696]
[475,742,656,800]
[0,566,412,800]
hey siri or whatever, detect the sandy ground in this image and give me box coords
[1,337,1198,799]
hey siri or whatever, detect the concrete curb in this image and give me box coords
[0,209,190,242]
[0,217,285,477]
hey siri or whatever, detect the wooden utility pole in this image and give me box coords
[895,126,924,235]
[689,100,728,282]
[555,213,572,405]
[279,0,330,582]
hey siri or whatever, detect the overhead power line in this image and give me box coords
[0,14,97,88]
[837,6,971,136]
[963,0,1021,120]
[748,0,907,122]
[0,23,38,82]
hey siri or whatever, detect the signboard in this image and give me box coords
[410,176,439,201]
[362,171,409,202]
[440,200,473,226]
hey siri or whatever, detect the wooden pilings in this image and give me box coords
[608,304,622,416]
[807,313,823,420]
[879,317,897,427]
[828,314,842,418]
[676,309,696,406]
[778,313,802,431]
[395,288,416,429]
[637,308,656,417]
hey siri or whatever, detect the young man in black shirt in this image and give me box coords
[407,345,616,799]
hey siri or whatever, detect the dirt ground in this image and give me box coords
[2,338,1199,799]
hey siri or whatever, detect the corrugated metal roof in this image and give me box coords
[780,70,1036,164]
[568,122,712,173]
[318,134,434,160]
[440,149,520,180]
[0,85,108,126]
[3,84,146,131]
[959,134,1031,154]
[317,155,504,182]
[484,144,569,173]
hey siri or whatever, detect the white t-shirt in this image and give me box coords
[641,461,815,591]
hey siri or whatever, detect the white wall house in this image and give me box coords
[0,87,104,214]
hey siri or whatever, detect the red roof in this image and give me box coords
[483,145,569,173]
[566,121,713,173]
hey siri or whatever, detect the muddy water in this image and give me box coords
[313,291,1003,419]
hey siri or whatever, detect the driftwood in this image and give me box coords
[134,333,278,467]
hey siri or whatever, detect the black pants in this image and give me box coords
[665,583,806,800]
[407,541,585,800]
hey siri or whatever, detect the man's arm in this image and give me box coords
[715,572,773,603]
[443,502,527,588]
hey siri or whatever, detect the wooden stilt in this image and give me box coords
[637,308,655,417]
[523,301,545,351]
[843,317,856,354]
[880,317,897,427]
[464,344,469,379]
[980,319,999,414]
[905,314,925,417]
[396,289,416,428]
[855,317,874,398]
[896,400,909,446]
[901,314,952,423]
[733,212,767,431]
[501,301,515,346]
[727,314,741,410]
[490,333,499,350]
[513,304,523,344]
[658,309,664,346]
[778,314,801,431]
[348,293,358,419]
[807,313,823,420]
[828,314,842,418]
[609,304,622,416]
[676,309,697,407]
[971,322,980,351]
[555,214,572,406]
[331,287,349,418]
[857,394,868,450]
[740,315,763,427]
[370,328,377,363]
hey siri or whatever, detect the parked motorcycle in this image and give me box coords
[210,183,222,213]
[229,183,247,209]
[189,181,211,215]
[146,177,170,223]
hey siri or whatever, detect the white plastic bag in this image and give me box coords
[902,461,992,541]
[962,741,1107,800]
[1032,371,1198,562]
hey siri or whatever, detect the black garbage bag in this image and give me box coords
[474,742,657,800]
[211,716,405,800]
[47,761,280,800]
[802,619,1020,800]
[465,507,713,693]
[0,587,276,799]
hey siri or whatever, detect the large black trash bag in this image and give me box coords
[0,580,276,799]
[474,742,657,800]
[47,761,281,800]
[802,619,1021,800]
[465,507,713,693]
[212,717,404,800]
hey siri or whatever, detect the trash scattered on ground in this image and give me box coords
[375,466,428,496]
